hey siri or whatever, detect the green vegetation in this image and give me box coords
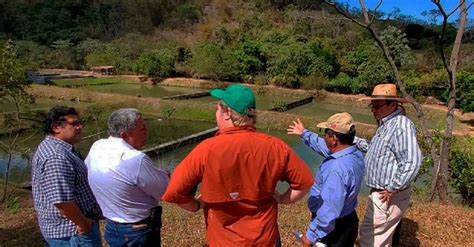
[1,1,472,111]
[51,77,137,87]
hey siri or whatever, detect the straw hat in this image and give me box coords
[359,84,409,103]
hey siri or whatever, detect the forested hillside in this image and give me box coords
[1,0,473,111]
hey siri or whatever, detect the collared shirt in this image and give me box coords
[301,130,365,243]
[162,126,314,246]
[85,137,170,223]
[355,109,422,192]
[32,136,101,239]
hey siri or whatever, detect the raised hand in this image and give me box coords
[287,118,305,137]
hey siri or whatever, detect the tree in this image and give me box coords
[323,0,471,203]
[0,40,34,204]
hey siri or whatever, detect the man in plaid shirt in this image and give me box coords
[32,106,102,246]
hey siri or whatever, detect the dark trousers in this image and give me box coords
[105,219,161,247]
[312,211,359,247]
[105,207,162,247]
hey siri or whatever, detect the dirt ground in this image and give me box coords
[1,191,473,246]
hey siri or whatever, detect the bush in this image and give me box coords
[233,40,266,78]
[133,50,176,78]
[449,137,474,207]
[300,73,327,90]
[85,46,132,73]
[190,43,240,81]
[325,73,361,94]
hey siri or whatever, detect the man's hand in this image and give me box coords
[76,218,93,235]
[379,190,395,203]
[288,118,305,137]
[302,234,313,247]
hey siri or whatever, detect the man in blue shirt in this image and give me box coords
[288,112,365,246]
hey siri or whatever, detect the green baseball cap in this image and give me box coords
[210,85,256,115]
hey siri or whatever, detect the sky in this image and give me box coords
[340,0,472,23]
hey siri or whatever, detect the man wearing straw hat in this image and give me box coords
[288,113,365,247]
[357,84,422,246]
[162,84,314,246]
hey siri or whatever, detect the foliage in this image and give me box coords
[271,100,288,112]
[190,43,240,81]
[449,136,474,207]
[340,41,394,93]
[133,49,177,78]
[325,73,361,94]
[0,40,28,101]
[380,26,415,70]
[3,196,20,214]
[233,40,267,79]
[300,73,327,90]
[85,45,132,73]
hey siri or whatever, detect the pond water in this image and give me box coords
[287,101,377,125]
[81,84,205,98]
[184,94,304,110]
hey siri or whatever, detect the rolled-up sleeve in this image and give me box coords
[301,130,330,158]
[388,122,422,192]
[136,155,170,201]
[162,147,204,204]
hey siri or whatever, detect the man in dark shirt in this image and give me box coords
[32,106,102,246]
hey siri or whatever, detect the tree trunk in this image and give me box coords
[1,152,12,204]
[430,0,467,203]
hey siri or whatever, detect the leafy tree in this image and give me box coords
[133,49,177,78]
[233,40,267,79]
[190,43,240,81]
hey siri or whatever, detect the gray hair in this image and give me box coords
[108,108,142,137]
[218,101,256,126]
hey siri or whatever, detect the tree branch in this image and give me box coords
[369,0,384,25]
[433,1,452,76]
[324,1,368,28]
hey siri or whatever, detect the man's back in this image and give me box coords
[86,137,169,223]
[163,126,314,246]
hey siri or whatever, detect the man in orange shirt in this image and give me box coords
[162,85,314,246]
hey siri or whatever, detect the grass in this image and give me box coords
[51,77,138,87]
[0,190,472,246]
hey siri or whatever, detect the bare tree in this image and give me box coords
[323,0,470,203]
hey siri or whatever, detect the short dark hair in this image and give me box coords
[44,106,78,134]
[326,126,356,145]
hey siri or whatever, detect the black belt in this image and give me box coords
[370,187,410,193]
[311,210,358,222]
[106,206,162,231]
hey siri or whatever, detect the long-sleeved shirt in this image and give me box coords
[301,130,365,243]
[85,137,170,223]
[354,109,422,192]
[163,126,314,246]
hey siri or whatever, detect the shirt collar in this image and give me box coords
[380,108,402,125]
[107,136,135,150]
[46,135,74,150]
[329,145,358,159]
[216,125,256,136]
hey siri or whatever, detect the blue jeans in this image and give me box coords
[45,221,102,247]
[105,219,160,247]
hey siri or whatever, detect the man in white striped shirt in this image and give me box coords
[355,84,422,247]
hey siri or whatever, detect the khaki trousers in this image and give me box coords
[358,189,411,247]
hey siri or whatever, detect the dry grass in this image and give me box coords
[1,192,472,247]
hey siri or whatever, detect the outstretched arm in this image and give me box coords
[288,118,330,158]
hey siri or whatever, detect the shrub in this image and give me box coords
[13,40,51,70]
[85,46,132,73]
[325,73,361,94]
[233,40,266,78]
[449,137,474,206]
[133,50,176,78]
[190,43,240,81]
[300,73,327,90]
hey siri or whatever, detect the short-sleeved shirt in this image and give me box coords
[32,136,101,239]
[162,126,314,246]
[85,137,170,223]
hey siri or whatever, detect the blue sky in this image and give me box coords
[340,0,472,22]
